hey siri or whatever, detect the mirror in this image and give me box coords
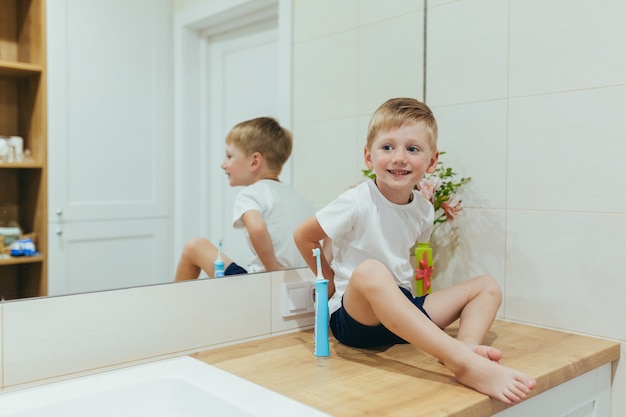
[42,0,293,297]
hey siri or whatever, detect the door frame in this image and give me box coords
[172,0,292,270]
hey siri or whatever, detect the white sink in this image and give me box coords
[0,356,331,417]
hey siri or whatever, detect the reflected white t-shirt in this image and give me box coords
[232,179,313,273]
[316,180,434,315]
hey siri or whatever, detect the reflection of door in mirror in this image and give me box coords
[202,25,280,276]
[47,0,172,296]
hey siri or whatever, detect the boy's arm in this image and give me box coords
[241,210,284,271]
[293,216,335,297]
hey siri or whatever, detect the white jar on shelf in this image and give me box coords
[8,136,24,162]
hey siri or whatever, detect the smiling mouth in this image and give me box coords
[388,169,411,176]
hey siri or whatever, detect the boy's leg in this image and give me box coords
[423,275,502,360]
[343,260,535,404]
[174,237,232,281]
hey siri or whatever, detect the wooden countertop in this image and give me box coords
[191,320,620,417]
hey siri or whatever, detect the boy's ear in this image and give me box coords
[363,146,374,169]
[426,151,439,173]
[250,152,263,170]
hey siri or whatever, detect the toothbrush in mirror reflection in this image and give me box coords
[312,248,330,357]
[214,239,225,278]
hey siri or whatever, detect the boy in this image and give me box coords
[175,117,312,280]
[293,98,536,404]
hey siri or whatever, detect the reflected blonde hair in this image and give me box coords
[366,98,438,151]
[225,117,293,173]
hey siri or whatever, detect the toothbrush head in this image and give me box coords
[312,247,323,278]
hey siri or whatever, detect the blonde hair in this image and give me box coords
[366,98,438,151]
[225,117,293,173]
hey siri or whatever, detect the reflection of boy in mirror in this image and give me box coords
[175,117,313,281]
[294,98,536,404]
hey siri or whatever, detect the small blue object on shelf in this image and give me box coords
[9,238,38,257]
[214,239,225,278]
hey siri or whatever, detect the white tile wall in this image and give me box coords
[430,208,507,318]
[432,101,508,209]
[292,31,359,123]
[508,87,626,212]
[509,0,626,97]
[357,115,370,150]
[427,0,508,106]
[293,118,361,208]
[293,0,358,43]
[358,12,424,114]
[358,0,422,26]
[505,211,626,340]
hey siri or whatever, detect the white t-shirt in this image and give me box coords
[316,179,434,315]
[232,179,314,273]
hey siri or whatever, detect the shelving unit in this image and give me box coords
[0,0,47,300]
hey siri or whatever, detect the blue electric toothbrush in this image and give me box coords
[312,247,330,357]
[214,239,225,278]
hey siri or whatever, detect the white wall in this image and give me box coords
[0,268,315,390]
[290,1,625,415]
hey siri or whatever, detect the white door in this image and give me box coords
[205,26,281,271]
[48,219,169,295]
[47,0,172,295]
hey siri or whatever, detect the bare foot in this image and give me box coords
[470,344,502,363]
[451,352,536,404]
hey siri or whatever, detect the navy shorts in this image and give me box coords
[329,286,432,349]
[225,262,248,276]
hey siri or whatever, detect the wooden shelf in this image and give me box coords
[0,162,43,169]
[0,61,43,78]
[0,0,47,300]
[0,255,44,266]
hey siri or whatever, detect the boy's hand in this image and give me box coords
[294,216,335,298]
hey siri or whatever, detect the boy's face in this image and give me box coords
[364,122,438,204]
[221,143,255,187]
